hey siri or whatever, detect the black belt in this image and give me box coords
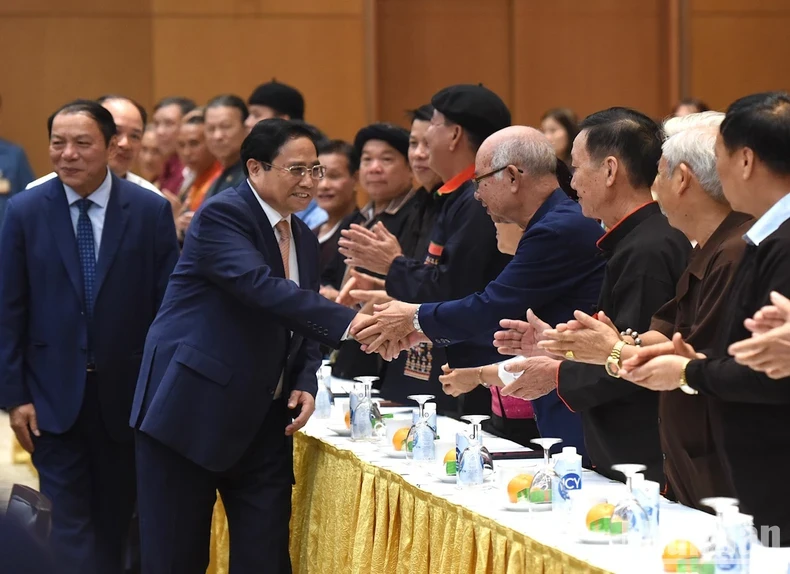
[86,363,97,373]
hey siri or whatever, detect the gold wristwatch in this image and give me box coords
[605,340,627,378]
[678,360,699,395]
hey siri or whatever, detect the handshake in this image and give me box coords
[348,301,430,361]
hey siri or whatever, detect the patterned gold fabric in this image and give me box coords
[209,433,610,574]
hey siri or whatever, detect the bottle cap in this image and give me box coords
[425,403,437,413]
[631,473,645,485]
[561,446,577,456]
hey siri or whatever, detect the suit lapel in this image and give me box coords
[291,218,312,289]
[47,180,84,304]
[237,182,286,278]
[94,176,130,301]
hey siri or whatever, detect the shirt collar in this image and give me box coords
[525,189,567,232]
[246,179,291,228]
[744,192,790,246]
[688,211,754,279]
[64,167,112,208]
[436,164,475,195]
[360,187,417,220]
[596,201,660,252]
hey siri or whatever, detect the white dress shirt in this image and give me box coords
[248,180,299,399]
[63,168,113,260]
[745,192,790,246]
[26,170,165,197]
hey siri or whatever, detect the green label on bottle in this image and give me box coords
[406,440,414,452]
[516,488,530,502]
[445,461,456,476]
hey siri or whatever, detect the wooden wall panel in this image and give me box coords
[0,0,150,15]
[374,0,512,128]
[0,17,152,176]
[151,14,367,142]
[512,0,666,127]
[151,0,361,16]
[688,0,790,111]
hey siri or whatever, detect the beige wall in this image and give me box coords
[1,0,789,177]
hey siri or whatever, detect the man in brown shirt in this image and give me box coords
[538,112,752,509]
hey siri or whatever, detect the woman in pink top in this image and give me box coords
[439,222,539,445]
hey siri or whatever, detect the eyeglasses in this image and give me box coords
[472,165,523,192]
[262,162,326,180]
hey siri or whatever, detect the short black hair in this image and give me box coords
[291,120,327,146]
[47,99,117,146]
[720,91,790,176]
[672,97,709,115]
[318,139,360,175]
[579,107,663,189]
[96,94,148,126]
[206,94,249,123]
[153,96,196,115]
[240,118,317,177]
[248,81,305,120]
[408,104,434,123]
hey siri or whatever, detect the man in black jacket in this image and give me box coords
[494,108,691,485]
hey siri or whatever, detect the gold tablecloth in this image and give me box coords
[209,433,610,574]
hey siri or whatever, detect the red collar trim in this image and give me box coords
[596,201,657,249]
[436,165,475,195]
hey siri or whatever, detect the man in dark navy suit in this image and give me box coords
[0,100,180,574]
[352,126,605,458]
[130,119,373,574]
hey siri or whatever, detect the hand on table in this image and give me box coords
[9,403,39,453]
[286,391,315,436]
[338,222,403,275]
[537,310,621,364]
[500,356,559,400]
[493,309,552,357]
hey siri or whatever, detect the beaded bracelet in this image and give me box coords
[619,328,643,347]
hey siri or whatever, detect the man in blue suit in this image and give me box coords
[130,119,371,573]
[0,100,180,574]
[352,126,605,457]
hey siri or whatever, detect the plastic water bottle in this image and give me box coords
[552,446,582,513]
[632,473,660,542]
[314,366,331,420]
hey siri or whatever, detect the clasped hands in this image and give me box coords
[349,301,429,361]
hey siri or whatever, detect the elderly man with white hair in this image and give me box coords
[538,111,753,508]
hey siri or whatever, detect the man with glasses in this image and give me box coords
[351,126,605,453]
[130,119,376,573]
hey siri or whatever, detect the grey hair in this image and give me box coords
[490,135,557,180]
[663,111,724,138]
[662,112,725,202]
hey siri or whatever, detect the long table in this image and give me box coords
[207,407,789,574]
[11,409,789,572]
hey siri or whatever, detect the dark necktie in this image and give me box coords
[76,199,96,364]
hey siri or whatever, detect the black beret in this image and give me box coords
[248,80,305,120]
[431,84,511,142]
[353,123,410,160]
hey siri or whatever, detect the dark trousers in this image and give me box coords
[485,413,541,447]
[32,372,137,574]
[135,399,294,574]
